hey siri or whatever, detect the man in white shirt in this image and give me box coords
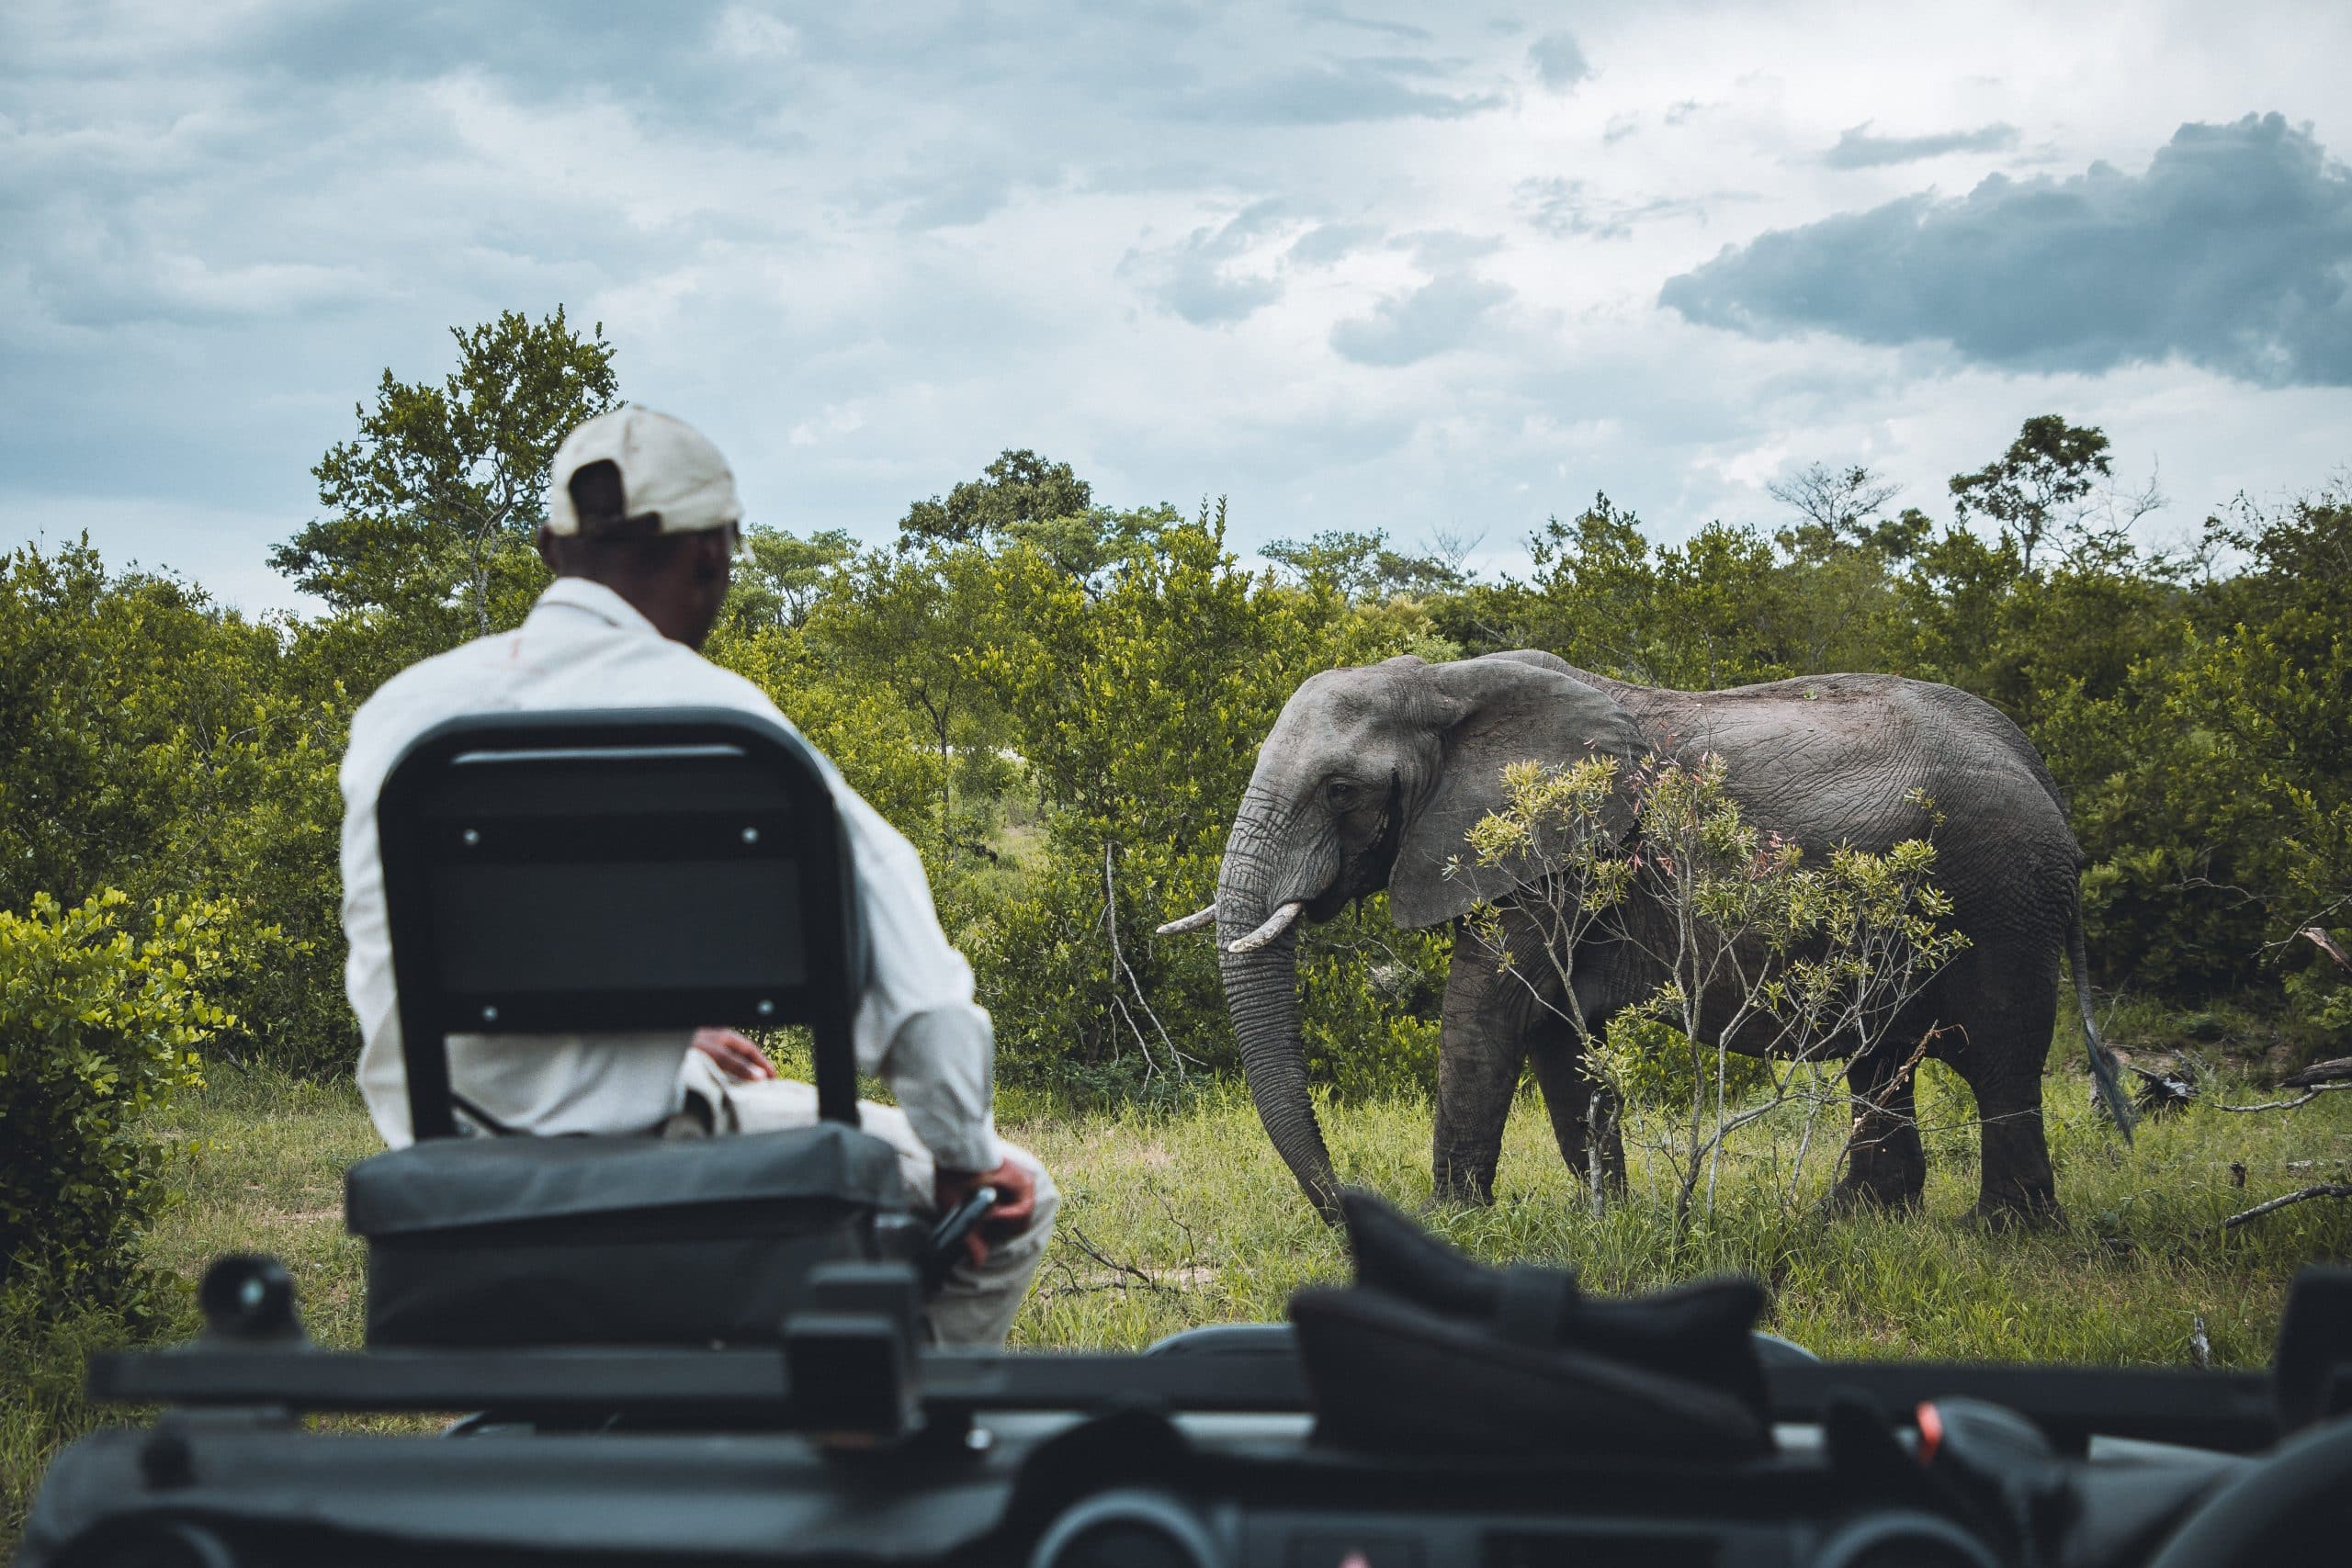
[338,405,1057,1348]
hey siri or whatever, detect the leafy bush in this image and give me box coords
[1295,901,1449,1102]
[0,890,221,1323]
[0,543,360,1077]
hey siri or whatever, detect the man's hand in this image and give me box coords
[691,1027,777,1082]
[933,1158,1037,1269]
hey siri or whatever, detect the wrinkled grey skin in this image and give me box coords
[1211,649,2117,1225]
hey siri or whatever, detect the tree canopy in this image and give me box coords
[270,308,616,646]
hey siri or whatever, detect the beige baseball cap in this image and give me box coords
[545,406,744,536]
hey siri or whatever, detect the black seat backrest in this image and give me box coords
[375,707,865,1141]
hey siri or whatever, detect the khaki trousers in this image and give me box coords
[676,1053,1057,1348]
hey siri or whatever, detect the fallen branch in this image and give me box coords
[2301,925,2351,971]
[2221,1183,2352,1231]
[2282,1055,2352,1089]
[2208,1083,2352,1114]
[1065,1225,1172,1292]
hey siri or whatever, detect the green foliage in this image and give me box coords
[0,542,357,1074]
[1464,753,1969,1217]
[2179,493,2352,917]
[1948,413,2112,572]
[0,891,219,1322]
[270,306,617,648]
[818,540,1011,856]
[963,506,1393,1089]
[721,524,858,636]
[898,447,1093,552]
[706,617,944,842]
[1592,1013,1777,1112]
[1515,496,1794,687]
[1294,900,1450,1101]
[1261,527,1468,604]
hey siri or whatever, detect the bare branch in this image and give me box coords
[2207,1083,2352,1114]
[2221,1184,2352,1231]
[1064,1225,1170,1291]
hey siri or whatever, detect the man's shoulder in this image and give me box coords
[342,633,520,788]
[350,629,786,747]
[628,638,789,716]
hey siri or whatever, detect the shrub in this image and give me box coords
[0,890,221,1324]
[1295,899,1449,1102]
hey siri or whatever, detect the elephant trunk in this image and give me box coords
[1216,810,1342,1220]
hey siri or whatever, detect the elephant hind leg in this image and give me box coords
[1826,1045,1928,1214]
[1529,1033,1625,1201]
[1965,1070,2059,1226]
[1942,941,2064,1225]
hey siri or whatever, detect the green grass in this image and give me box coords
[1014,1065,2352,1363]
[6,1058,2349,1551]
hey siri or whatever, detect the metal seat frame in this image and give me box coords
[372,706,865,1140]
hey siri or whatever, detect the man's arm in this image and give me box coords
[836,794,1003,1175]
[715,674,1005,1172]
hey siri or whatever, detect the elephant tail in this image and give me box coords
[2070,891,2135,1143]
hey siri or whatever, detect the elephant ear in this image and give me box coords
[1387,654,1645,931]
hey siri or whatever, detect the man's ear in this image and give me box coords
[692,527,732,583]
[1386,654,1644,931]
[536,525,560,571]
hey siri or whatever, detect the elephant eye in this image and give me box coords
[1325,779,1358,807]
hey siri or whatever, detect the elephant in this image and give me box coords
[1159,649,2130,1224]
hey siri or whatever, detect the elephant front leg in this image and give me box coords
[1529,1032,1625,1202]
[1431,937,1539,1206]
[1826,1046,1928,1213]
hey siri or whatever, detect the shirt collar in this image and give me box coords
[533,576,664,640]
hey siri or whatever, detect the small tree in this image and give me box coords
[1949,414,2112,574]
[722,525,858,636]
[1457,754,1970,1222]
[272,308,617,643]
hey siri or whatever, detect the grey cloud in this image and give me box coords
[1152,268,1283,326]
[1294,6,1434,42]
[1169,59,1499,124]
[1122,203,1289,325]
[858,144,1061,232]
[1527,30,1589,92]
[1660,113,2352,388]
[891,169,1021,231]
[1393,229,1505,265]
[1329,272,1510,365]
[1821,121,2019,168]
[226,2,820,135]
[1289,221,1384,265]
[1520,177,1719,240]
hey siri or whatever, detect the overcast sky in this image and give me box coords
[6,0,2350,613]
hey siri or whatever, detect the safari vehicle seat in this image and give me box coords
[341,707,912,1349]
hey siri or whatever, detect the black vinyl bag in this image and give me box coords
[1289,1190,1773,1461]
[346,708,910,1350]
[348,1123,902,1348]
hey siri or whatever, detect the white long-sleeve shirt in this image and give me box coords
[338,576,1001,1173]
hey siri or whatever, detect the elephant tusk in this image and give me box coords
[1227,901,1305,953]
[1155,904,1220,936]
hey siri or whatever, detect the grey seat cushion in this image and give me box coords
[346,1122,906,1348]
